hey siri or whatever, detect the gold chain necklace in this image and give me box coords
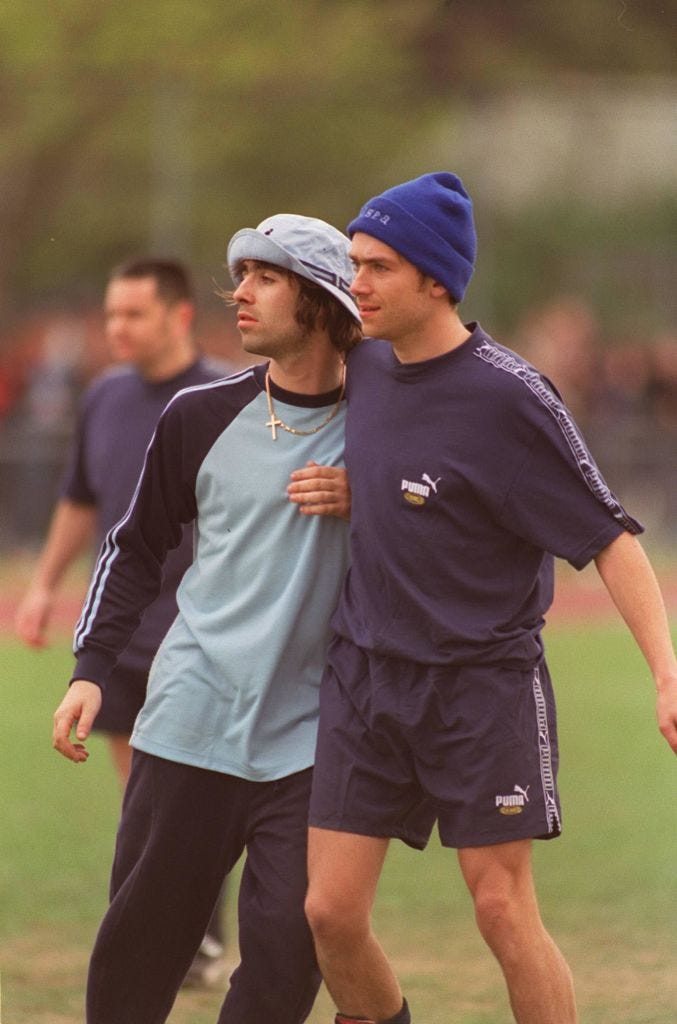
[264,366,345,440]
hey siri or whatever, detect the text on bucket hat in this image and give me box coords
[347,171,476,302]
[227,214,360,322]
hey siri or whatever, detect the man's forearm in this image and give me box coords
[31,499,96,591]
[594,531,677,753]
[594,531,677,687]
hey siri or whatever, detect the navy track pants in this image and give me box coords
[86,750,320,1023]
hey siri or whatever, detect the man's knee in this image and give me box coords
[471,878,523,944]
[460,841,537,939]
[304,887,340,940]
[304,887,370,947]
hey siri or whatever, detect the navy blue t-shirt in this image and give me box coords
[61,357,227,674]
[332,326,642,667]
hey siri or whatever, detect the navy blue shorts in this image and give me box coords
[309,636,562,850]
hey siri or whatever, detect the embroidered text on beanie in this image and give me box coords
[347,171,476,302]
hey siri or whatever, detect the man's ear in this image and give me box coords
[174,300,195,332]
[429,279,449,299]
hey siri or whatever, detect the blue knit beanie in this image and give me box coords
[347,171,476,302]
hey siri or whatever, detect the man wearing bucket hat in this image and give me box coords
[51,213,361,1024]
[300,172,677,1024]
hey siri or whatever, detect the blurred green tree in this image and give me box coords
[0,1,444,317]
[0,0,673,324]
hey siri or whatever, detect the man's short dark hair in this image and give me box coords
[415,267,459,307]
[109,258,194,306]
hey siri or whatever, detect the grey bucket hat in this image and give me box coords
[227,213,360,322]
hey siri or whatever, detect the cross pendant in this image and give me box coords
[266,414,283,440]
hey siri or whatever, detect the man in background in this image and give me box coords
[15,256,230,988]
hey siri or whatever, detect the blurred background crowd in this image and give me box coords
[1,1,675,551]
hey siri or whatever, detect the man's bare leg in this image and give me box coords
[458,839,577,1024]
[305,828,404,1021]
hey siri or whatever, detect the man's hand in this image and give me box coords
[656,677,677,754]
[15,585,53,648]
[287,461,351,520]
[53,680,103,763]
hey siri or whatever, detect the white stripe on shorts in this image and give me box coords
[532,665,561,835]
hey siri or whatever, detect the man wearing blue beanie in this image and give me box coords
[296,172,677,1024]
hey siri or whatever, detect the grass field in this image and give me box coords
[1,625,676,1023]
